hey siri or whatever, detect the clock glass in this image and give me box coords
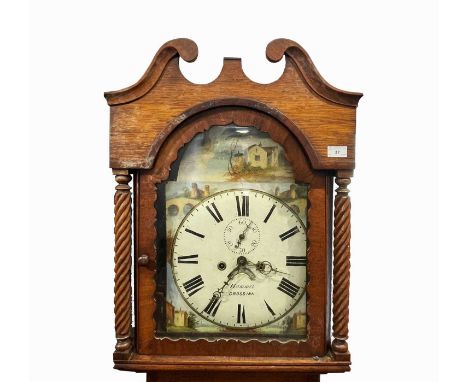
[155,124,308,341]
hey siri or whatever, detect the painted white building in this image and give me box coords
[247,143,279,169]
[174,310,188,327]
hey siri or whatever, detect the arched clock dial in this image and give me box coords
[171,189,307,329]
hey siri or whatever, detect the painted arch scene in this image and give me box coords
[176,124,295,183]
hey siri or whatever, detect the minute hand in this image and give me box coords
[252,260,289,276]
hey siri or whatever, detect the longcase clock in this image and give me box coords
[105,38,362,382]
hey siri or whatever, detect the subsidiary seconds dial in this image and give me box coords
[171,189,307,329]
[224,217,260,254]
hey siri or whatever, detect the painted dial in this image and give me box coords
[171,189,307,329]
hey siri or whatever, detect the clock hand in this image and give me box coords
[227,264,256,281]
[247,260,290,276]
[239,267,256,280]
[211,266,238,298]
[242,221,253,235]
[236,255,256,280]
[234,221,253,248]
[213,257,255,297]
[262,261,290,276]
[227,266,240,280]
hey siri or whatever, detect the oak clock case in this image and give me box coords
[105,38,362,381]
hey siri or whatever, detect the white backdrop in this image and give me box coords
[3,0,467,381]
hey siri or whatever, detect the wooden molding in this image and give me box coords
[105,38,198,106]
[267,39,362,107]
[114,353,350,373]
[105,39,362,171]
[105,38,362,108]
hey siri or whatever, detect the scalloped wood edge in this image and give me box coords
[105,38,362,107]
[145,98,322,171]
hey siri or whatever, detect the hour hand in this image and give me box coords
[227,266,240,279]
[230,257,256,280]
[239,267,256,280]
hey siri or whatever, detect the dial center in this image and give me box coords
[237,256,247,267]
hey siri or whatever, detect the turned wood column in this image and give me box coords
[113,169,133,353]
[331,175,351,357]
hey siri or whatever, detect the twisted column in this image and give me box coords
[113,172,133,353]
[332,176,351,355]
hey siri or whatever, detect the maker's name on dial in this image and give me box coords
[228,283,255,296]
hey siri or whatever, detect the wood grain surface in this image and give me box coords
[105,39,361,171]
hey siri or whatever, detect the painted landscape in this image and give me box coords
[177,124,294,183]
